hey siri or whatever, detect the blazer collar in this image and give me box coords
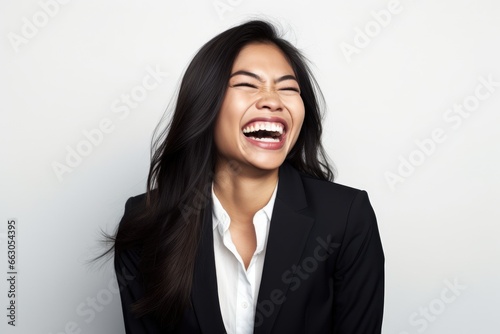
[275,161,309,210]
[190,200,226,334]
[191,162,315,334]
[254,162,315,334]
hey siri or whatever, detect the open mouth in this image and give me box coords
[242,122,285,143]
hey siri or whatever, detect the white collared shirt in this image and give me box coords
[211,183,277,334]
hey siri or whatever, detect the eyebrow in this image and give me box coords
[229,70,298,84]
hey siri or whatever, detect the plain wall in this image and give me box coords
[1,0,499,333]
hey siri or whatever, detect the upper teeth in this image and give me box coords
[242,122,284,134]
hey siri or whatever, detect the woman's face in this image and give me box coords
[214,42,305,174]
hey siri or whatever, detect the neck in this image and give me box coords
[213,160,278,223]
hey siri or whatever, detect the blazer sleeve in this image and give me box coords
[332,190,384,334]
[114,197,162,334]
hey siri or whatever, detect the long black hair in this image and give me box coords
[110,19,333,328]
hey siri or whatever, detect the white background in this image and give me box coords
[1,0,499,333]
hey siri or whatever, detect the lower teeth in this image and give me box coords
[250,136,280,142]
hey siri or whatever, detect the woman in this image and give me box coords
[112,20,384,333]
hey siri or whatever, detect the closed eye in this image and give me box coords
[232,83,257,88]
[280,87,300,93]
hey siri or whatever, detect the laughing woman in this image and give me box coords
[111,20,384,333]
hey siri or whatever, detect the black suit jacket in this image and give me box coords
[115,162,384,333]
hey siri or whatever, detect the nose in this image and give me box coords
[255,92,284,112]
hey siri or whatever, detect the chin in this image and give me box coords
[246,154,286,172]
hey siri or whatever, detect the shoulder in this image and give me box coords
[278,162,377,232]
[300,171,362,199]
[114,193,148,237]
[289,165,383,258]
[283,162,370,212]
[114,192,149,255]
[123,192,148,212]
[116,192,151,230]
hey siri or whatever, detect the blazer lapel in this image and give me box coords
[191,200,227,334]
[254,162,315,334]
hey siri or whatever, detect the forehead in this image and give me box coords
[231,43,294,73]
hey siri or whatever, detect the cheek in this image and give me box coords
[292,101,306,134]
[217,92,250,131]
[287,101,305,148]
[214,115,233,150]
[214,101,242,154]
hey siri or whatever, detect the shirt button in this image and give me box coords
[242,301,249,309]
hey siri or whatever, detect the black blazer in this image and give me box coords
[115,162,384,333]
